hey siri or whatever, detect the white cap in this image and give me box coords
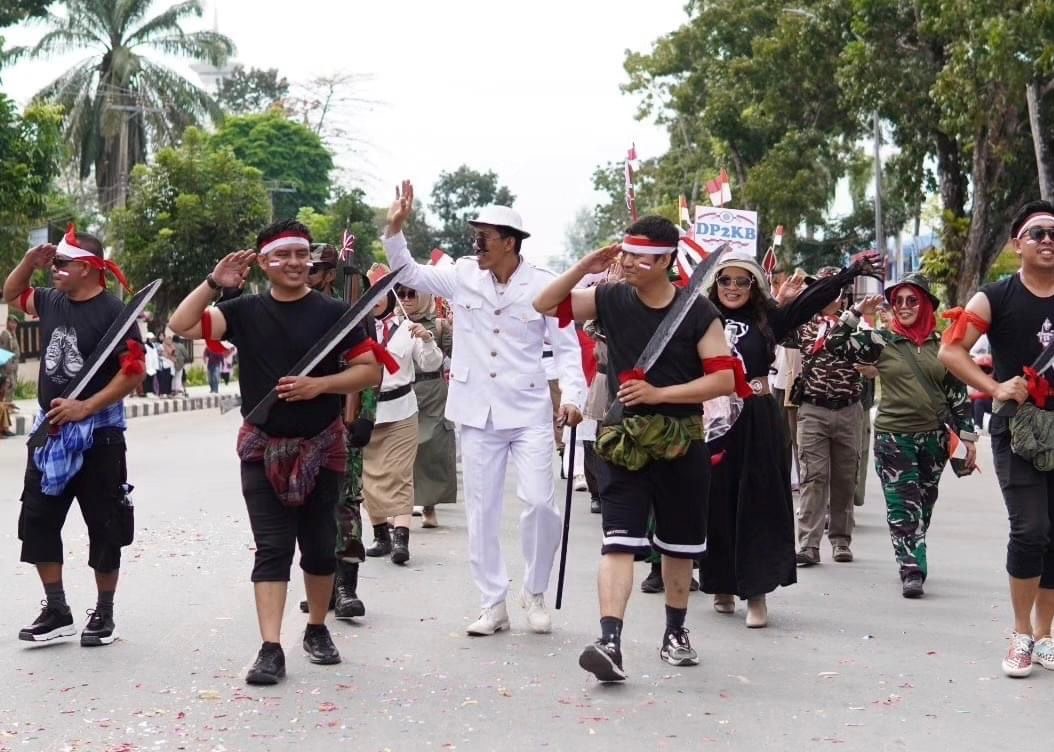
[468,205,530,238]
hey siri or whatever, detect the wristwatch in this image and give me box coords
[205,274,222,291]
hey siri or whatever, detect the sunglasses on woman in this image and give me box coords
[892,295,920,309]
[395,288,417,300]
[717,276,754,289]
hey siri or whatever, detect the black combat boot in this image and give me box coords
[366,523,392,557]
[334,561,366,619]
[391,526,410,565]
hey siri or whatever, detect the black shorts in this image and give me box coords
[992,420,1054,585]
[18,427,128,572]
[599,440,710,559]
[242,462,340,582]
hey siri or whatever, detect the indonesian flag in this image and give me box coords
[675,235,709,286]
[762,246,778,279]
[627,143,639,169]
[707,177,723,207]
[340,229,357,263]
[773,224,784,246]
[947,427,969,461]
[720,169,732,205]
[678,195,691,226]
[429,248,453,267]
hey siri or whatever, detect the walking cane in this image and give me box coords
[555,424,577,610]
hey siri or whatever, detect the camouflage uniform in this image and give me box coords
[826,321,974,580]
[337,385,376,562]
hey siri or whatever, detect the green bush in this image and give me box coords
[185,365,207,387]
[14,378,37,400]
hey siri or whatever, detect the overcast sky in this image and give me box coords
[2,0,689,265]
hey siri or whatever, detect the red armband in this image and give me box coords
[200,311,229,355]
[618,368,647,385]
[345,338,400,375]
[556,295,574,328]
[1025,367,1051,409]
[711,450,725,467]
[941,307,990,345]
[120,339,146,377]
[18,288,33,311]
[703,356,753,399]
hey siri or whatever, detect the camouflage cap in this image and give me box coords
[310,243,338,266]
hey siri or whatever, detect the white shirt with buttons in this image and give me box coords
[382,231,586,431]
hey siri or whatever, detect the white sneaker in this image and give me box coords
[521,591,552,634]
[466,603,510,636]
[1033,636,1054,669]
[573,474,588,492]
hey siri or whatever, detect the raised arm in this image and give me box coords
[533,245,621,323]
[825,294,885,364]
[383,180,457,300]
[169,250,256,340]
[3,244,56,317]
[770,252,882,342]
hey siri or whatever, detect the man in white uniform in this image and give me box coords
[382,181,585,636]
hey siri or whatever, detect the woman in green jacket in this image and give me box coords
[826,273,977,598]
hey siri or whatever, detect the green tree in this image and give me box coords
[430,165,516,258]
[111,127,270,317]
[10,0,233,211]
[0,97,63,271]
[550,206,602,272]
[0,0,48,30]
[215,65,289,116]
[297,187,382,268]
[211,111,333,220]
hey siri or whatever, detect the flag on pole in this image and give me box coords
[624,144,639,221]
[339,229,357,263]
[706,177,723,207]
[429,248,453,267]
[762,246,778,281]
[678,195,691,227]
[773,225,784,246]
[675,235,708,286]
[719,169,732,205]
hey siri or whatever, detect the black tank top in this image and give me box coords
[981,274,1054,384]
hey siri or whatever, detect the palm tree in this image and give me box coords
[10,0,234,211]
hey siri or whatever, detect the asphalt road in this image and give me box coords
[0,409,1047,752]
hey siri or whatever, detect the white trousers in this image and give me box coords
[459,419,562,608]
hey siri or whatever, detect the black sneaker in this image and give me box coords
[659,627,699,667]
[246,642,286,685]
[641,568,664,594]
[19,602,76,643]
[80,610,116,647]
[579,639,627,682]
[303,625,341,665]
[902,573,925,599]
[589,497,601,514]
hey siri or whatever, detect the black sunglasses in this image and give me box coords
[52,258,76,269]
[1024,227,1054,243]
[396,288,417,300]
[309,262,335,274]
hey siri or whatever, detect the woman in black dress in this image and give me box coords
[701,250,880,627]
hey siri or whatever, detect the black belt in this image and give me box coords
[378,383,413,402]
[542,351,553,358]
[415,372,442,382]
[803,395,860,410]
[596,365,607,375]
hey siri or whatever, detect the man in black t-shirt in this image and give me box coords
[2,228,145,648]
[941,200,1054,679]
[534,215,737,682]
[169,219,381,686]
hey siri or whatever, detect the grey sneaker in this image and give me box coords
[659,627,699,667]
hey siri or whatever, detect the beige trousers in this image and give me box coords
[796,402,863,550]
[363,415,419,519]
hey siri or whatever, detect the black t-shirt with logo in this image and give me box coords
[33,288,141,410]
[981,274,1054,386]
[594,282,720,417]
[218,290,366,438]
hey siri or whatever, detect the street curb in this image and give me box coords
[9,394,242,437]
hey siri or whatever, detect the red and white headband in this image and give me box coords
[56,225,97,260]
[621,234,677,255]
[260,231,311,256]
[1017,213,1054,238]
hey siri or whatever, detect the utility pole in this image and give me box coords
[109,103,162,210]
[871,110,885,292]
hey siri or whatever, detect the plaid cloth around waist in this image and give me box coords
[236,417,347,507]
[32,402,127,496]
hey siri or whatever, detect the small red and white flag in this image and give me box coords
[624,143,639,221]
[707,177,723,207]
[762,246,778,279]
[947,428,968,461]
[675,235,709,286]
[773,225,784,246]
[339,229,357,263]
[719,169,732,205]
[627,143,639,168]
[678,195,691,227]
[429,248,453,267]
